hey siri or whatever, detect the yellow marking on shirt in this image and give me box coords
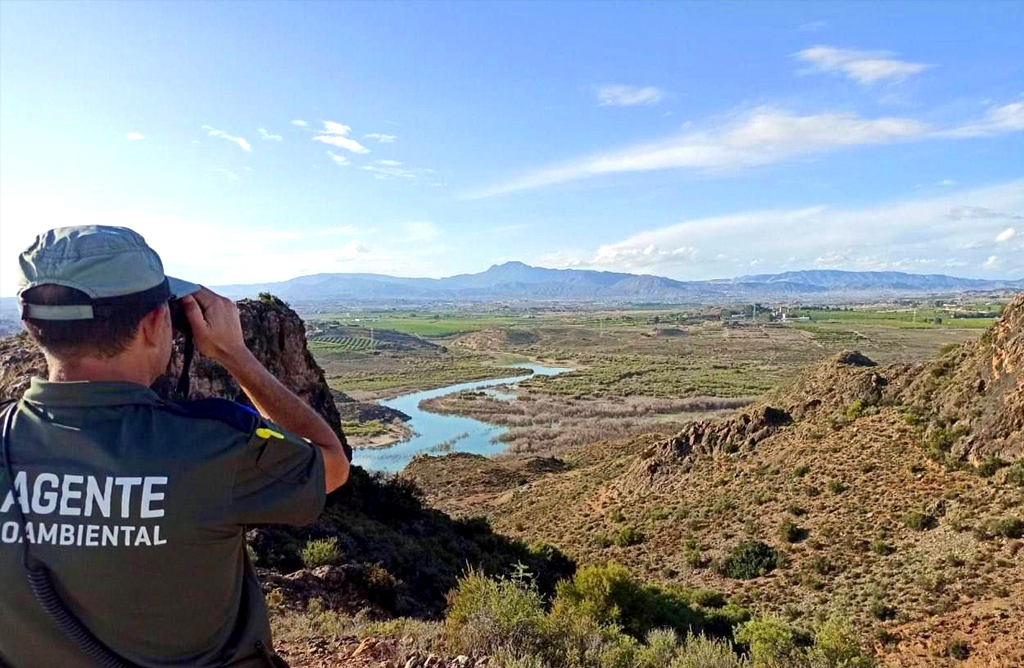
[255,427,284,440]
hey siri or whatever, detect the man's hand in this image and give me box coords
[179,286,350,492]
[179,286,249,366]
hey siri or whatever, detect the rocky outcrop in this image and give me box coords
[895,294,1024,461]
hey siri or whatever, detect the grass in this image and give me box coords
[324,353,531,394]
[312,312,528,337]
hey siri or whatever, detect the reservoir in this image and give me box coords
[351,362,572,473]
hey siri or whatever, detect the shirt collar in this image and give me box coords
[22,377,164,408]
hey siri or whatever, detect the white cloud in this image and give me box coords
[466,102,1024,199]
[467,107,929,198]
[338,239,370,259]
[258,128,282,141]
[938,102,1024,138]
[291,119,308,127]
[550,180,1024,277]
[592,243,697,270]
[938,179,956,186]
[201,125,252,152]
[125,132,145,141]
[327,151,351,166]
[796,46,932,85]
[313,121,370,154]
[983,255,1001,268]
[597,85,665,107]
[360,161,434,180]
[996,228,1017,243]
[215,168,239,181]
[365,133,397,143]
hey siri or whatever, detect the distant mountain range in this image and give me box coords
[213,262,1024,304]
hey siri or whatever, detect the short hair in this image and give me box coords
[21,285,159,359]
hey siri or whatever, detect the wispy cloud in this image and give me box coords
[597,84,664,107]
[936,102,1024,138]
[543,180,1024,277]
[360,160,434,180]
[291,119,308,127]
[798,20,828,32]
[983,255,1002,269]
[201,125,252,152]
[365,133,397,143]
[215,168,238,181]
[258,128,282,141]
[796,46,932,85]
[327,151,351,166]
[125,132,145,141]
[465,102,1024,199]
[996,228,1017,243]
[313,121,370,154]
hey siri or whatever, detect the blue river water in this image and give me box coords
[351,363,572,473]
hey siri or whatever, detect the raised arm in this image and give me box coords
[179,287,350,492]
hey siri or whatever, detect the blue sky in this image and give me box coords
[1,0,1022,295]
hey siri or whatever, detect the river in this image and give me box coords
[351,362,573,473]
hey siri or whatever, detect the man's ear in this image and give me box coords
[138,303,170,349]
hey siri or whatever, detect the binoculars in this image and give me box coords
[169,298,193,337]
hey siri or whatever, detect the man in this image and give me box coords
[0,226,350,667]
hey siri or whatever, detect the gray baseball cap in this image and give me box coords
[16,225,200,320]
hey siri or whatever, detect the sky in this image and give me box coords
[1,0,1022,295]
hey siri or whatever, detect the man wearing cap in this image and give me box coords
[0,226,350,667]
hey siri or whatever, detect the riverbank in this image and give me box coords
[351,363,572,472]
[420,389,750,457]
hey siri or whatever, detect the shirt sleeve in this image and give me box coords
[232,419,326,526]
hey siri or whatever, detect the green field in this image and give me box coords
[312,313,530,337]
[792,307,999,330]
[308,335,379,352]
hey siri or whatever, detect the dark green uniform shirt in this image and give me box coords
[0,379,326,667]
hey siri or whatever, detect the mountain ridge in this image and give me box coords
[212,262,1024,303]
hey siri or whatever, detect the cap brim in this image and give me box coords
[167,276,201,300]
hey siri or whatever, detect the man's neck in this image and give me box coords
[47,355,155,387]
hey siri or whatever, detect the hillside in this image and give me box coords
[211,263,1024,304]
[406,294,1024,667]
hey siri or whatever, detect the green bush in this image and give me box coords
[975,457,1008,477]
[945,639,970,660]
[301,537,341,568]
[1005,460,1024,487]
[734,616,807,667]
[901,510,937,531]
[671,633,748,668]
[613,527,646,547]
[779,520,808,544]
[978,517,1024,539]
[364,563,399,608]
[444,569,548,657]
[717,542,779,580]
[808,617,876,667]
[553,562,742,642]
[635,629,680,668]
[870,540,895,556]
